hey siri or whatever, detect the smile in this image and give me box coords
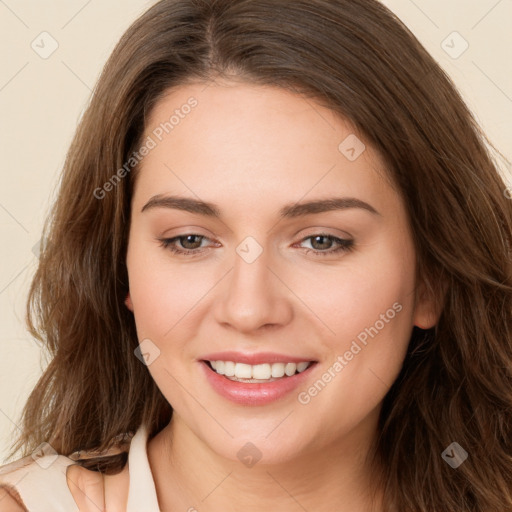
[208,360,313,381]
[200,359,318,406]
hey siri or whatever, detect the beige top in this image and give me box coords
[0,424,160,512]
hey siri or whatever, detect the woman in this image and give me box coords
[1,0,511,510]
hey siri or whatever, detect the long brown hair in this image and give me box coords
[7,0,512,509]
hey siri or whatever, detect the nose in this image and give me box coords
[213,243,294,334]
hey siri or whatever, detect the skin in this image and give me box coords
[86,80,439,512]
[66,464,129,512]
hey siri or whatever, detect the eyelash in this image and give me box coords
[157,233,354,258]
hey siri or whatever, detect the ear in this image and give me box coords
[124,292,134,312]
[412,277,444,329]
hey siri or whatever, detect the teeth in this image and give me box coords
[224,361,235,376]
[271,363,285,378]
[235,362,253,379]
[296,362,310,372]
[208,360,312,379]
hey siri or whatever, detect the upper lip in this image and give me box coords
[200,351,317,365]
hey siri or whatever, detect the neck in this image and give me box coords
[147,410,384,512]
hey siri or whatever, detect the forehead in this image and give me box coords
[133,81,398,217]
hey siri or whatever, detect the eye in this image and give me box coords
[296,234,354,257]
[157,232,354,258]
[157,234,213,256]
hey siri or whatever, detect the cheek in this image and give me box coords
[298,244,415,346]
[294,238,416,396]
[289,264,415,443]
[126,230,213,339]
[299,239,416,407]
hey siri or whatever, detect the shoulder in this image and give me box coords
[67,461,129,512]
[0,433,135,512]
[0,486,27,512]
[0,453,99,512]
[66,465,106,512]
[0,455,129,512]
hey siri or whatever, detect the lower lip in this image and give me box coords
[199,361,317,406]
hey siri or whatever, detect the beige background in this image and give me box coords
[1,0,511,462]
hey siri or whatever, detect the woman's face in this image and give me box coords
[125,80,436,464]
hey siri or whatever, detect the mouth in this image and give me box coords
[203,359,315,382]
[199,358,318,406]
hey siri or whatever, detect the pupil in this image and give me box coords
[183,235,201,249]
[313,235,331,250]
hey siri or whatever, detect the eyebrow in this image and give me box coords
[141,194,380,217]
